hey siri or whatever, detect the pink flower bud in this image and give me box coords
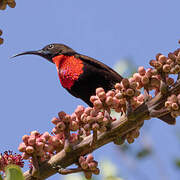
[162,64,170,73]
[92,123,99,131]
[156,53,162,60]
[166,58,173,64]
[170,62,175,68]
[151,69,158,75]
[88,161,98,170]
[79,156,86,164]
[168,52,176,61]
[70,121,79,131]
[26,146,34,154]
[175,64,180,73]
[49,136,60,146]
[96,113,104,123]
[51,117,60,125]
[84,107,93,115]
[96,87,104,95]
[138,66,146,76]
[172,103,179,110]
[90,95,99,103]
[71,113,77,121]
[30,130,39,137]
[84,171,92,179]
[171,111,180,118]
[149,59,157,67]
[97,91,106,101]
[105,96,113,105]
[81,113,88,123]
[137,94,144,102]
[64,114,71,123]
[75,105,85,117]
[22,135,29,145]
[168,94,177,102]
[166,77,174,86]
[56,121,66,131]
[158,55,167,64]
[145,68,152,77]
[58,111,66,120]
[86,154,94,163]
[115,83,122,90]
[93,100,103,109]
[133,73,141,82]
[141,75,149,85]
[36,142,44,149]
[42,132,50,141]
[52,127,60,134]
[18,143,26,152]
[90,109,99,117]
[106,90,115,97]
[121,78,130,88]
[165,101,172,108]
[126,88,134,96]
[93,168,100,175]
[28,136,36,146]
[127,137,134,144]
[81,161,88,170]
[155,62,162,69]
[103,117,109,126]
[130,81,138,89]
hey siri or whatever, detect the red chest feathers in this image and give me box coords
[52,55,84,89]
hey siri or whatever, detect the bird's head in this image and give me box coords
[12,43,77,63]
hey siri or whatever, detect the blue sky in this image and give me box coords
[1,0,180,179]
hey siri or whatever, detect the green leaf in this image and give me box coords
[0,175,3,180]
[4,165,24,180]
[136,148,152,159]
[175,158,180,169]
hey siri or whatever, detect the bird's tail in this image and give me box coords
[158,114,176,125]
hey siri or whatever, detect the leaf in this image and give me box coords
[136,148,152,159]
[4,164,24,180]
[0,175,3,180]
[175,158,180,169]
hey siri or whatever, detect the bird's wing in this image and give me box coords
[78,54,123,82]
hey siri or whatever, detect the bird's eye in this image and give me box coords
[48,44,54,49]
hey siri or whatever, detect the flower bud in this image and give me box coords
[162,64,171,73]
[86,154,94,163]
[158,55,167,64]
[138,66,146,76]
[18,143,26,152]
[51,117,60,125]
[26,146,34,154]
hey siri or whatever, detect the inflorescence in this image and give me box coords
[0,151,24,175]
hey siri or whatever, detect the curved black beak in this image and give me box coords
[11,49,53,63]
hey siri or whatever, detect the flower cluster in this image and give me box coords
[0,30,3,45]
[0,0,16,10]
[0,151,24,173]
[165,94,180,118]
[18,131,54,163]
[78,154,100,179]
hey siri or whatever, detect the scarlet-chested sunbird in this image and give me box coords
[12,43,175,125]
[12,43,123,107]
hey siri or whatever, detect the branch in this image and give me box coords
[23,80,180,179]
